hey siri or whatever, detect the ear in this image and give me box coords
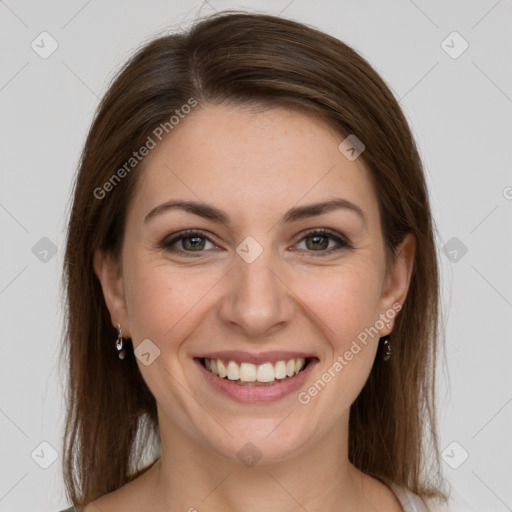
[93,249,131,337]
[378,232,416,335]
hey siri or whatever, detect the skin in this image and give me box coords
[91,104,415,512]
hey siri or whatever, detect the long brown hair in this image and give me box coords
[60,11,448,508]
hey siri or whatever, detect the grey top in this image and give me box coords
[389,483,430,512]
[59,484,430,512]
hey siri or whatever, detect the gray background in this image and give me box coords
[1,1,511,511]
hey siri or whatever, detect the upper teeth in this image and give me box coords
[204,357,306,383]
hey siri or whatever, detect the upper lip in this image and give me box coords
[194,350,317,365]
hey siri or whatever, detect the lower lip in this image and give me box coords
[194,358,318,403]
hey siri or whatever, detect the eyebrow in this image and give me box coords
[144,198,366,227]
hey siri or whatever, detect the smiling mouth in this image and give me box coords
[198,357,314,386]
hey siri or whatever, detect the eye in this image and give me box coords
[293,229,352,255]
[160,230,217,256]
[159,228,352,257]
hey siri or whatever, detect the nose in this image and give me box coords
[217,243,295,339]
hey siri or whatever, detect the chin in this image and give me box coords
[196,416,314,467]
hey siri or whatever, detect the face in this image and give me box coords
[95,104,414,464]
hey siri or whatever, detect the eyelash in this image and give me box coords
[159,228,353,257]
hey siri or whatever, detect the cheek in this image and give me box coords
[123,254,228,355]
[297,269,382,407]
[123,260,196,344]
[298,261,383,346]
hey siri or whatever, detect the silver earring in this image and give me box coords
[116,323,126,360]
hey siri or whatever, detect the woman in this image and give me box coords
[59,11,449,512]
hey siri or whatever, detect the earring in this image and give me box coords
[380,335,392,362]
[115,323,126,360]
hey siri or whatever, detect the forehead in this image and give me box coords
[129,104,380,228]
